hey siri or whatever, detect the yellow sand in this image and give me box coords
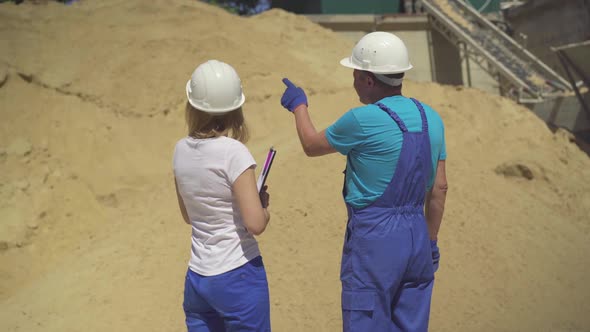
[1,1,589,331]
[432,0,474,32]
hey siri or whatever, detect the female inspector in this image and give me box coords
[173,59,271,331]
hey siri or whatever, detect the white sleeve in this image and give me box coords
[172,139,183,177]
[225,141,256,185]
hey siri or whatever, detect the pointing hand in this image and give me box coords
[280,78,308,112]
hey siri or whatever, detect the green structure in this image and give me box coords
[320,0,500,14]
[320,0,401,14]
[466,0,501,13]
[272,0,502,15]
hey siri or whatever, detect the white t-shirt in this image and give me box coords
[173,136,260,276]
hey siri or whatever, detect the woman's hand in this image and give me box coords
[259,185,270,208]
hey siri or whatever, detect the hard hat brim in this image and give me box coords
[339,57,413,74]
[340,57,360,70]
[185,80,245,114]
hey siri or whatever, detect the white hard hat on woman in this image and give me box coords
[186,59,246,114]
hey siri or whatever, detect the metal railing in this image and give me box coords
[422,0,572,103]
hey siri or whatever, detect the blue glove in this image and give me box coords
[431,240,440,273]
[280,78,307,112]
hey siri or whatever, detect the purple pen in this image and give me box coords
[262,147,274,175]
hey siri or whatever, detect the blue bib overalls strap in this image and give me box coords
[340,98,434,332]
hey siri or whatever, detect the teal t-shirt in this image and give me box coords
[325,96,446,209]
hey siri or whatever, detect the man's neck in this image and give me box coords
[368,87,403,104]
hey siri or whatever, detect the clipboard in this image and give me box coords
[257,147,276,193]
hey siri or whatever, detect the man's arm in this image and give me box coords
[425,160,448,240]
[174,178,190,225]
[292,104,336,157]
[280,78,336,157]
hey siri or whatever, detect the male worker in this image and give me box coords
[280,31,447,331]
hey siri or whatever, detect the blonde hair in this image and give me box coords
[185,102,249,143]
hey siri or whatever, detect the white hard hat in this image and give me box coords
[186,60,246,114]
[340,31,413,74]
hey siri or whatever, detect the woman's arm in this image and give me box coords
[233,166,270,235]
[174,178,190,225]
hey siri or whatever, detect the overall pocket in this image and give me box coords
[341,290,376,331]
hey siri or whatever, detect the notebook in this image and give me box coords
[257,147,276,193]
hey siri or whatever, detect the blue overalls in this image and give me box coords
[340,98,434,332]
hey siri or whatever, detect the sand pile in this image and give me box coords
[1,1,589,331]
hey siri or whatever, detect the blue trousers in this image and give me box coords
[341,210,434,332]
[183,256,270,332]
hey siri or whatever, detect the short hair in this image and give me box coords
[185,102,249,143]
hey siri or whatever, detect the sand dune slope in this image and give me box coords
[0,1,589,331]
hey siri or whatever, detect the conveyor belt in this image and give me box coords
[422,0,572,102]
